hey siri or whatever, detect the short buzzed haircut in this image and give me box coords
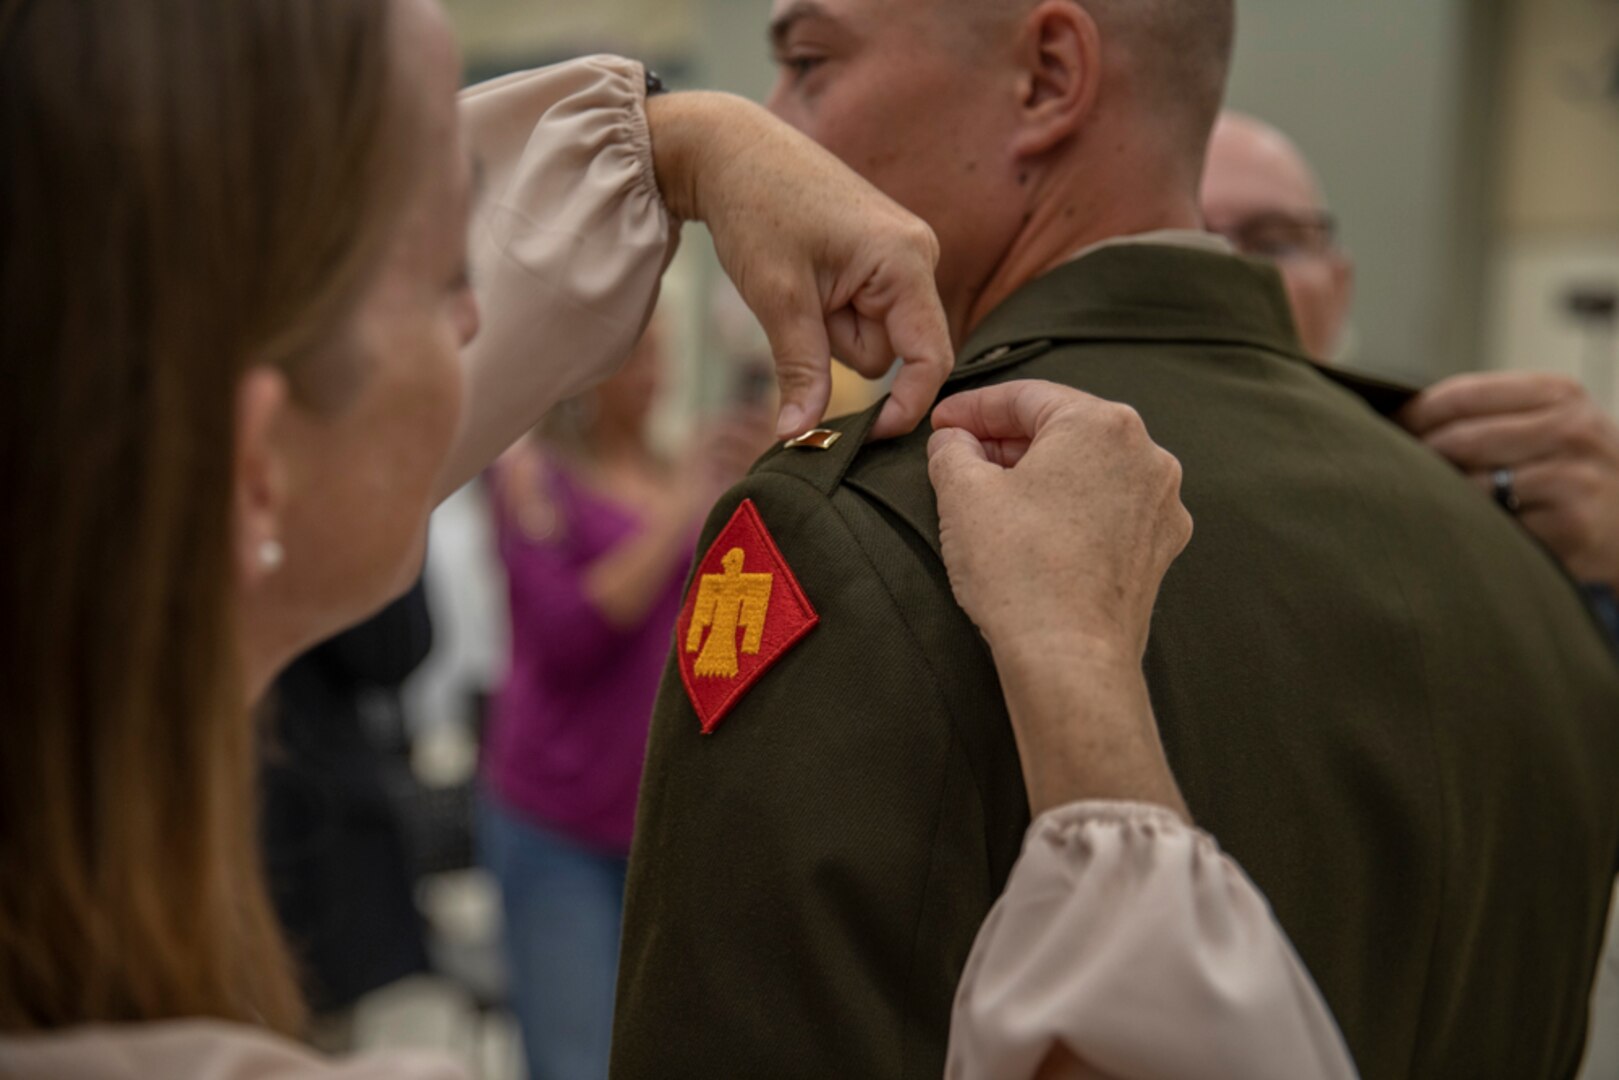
[955,0,1236,165]
[1096,0,1234,143]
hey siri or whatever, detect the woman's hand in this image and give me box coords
[928,381,1192,661]
[649,93,953,441]
[927,381,1194,817]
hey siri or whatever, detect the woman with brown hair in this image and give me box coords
[0,0,949,1073]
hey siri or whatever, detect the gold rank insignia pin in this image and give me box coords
[784,428,842,451]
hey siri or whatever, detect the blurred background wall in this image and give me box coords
[1225,0,1498,382]
[452,0,696,79]
[1488,0,1619,413]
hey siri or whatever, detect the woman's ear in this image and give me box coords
[233,366,293,591]
[1010,0,1102,160]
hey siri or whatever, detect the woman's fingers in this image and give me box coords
[925,380,1190,656]
[827,308,896,381]
[926,425,992,480]
[755,279,836,440]
[871,280,954,441]
[932,381,1089,445]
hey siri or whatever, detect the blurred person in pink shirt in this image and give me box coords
[481,323,770,1080]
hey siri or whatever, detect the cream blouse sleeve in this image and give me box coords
[445,56,679,496]
[947,802,1359,1080]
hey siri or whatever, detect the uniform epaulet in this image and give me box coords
[750,342,1060,499]
[946,339,1057,386]
[751,401,885,497]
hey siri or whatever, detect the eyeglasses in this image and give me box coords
[1211,211,1340,262]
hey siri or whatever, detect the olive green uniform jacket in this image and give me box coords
[612,245,1619,1080]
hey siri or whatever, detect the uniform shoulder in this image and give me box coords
[751,340,1063,500]
[749,402,890,498]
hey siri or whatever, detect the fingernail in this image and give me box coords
[776,405,805,440]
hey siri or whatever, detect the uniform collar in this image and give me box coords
[956,242,1308,374]
[1060,228,1237,266]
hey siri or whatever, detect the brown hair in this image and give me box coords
[0,0,414,1033]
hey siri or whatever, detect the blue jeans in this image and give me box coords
[478,794,627,1080]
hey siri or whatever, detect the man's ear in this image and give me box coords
[1010,0,1102,159]
[234,366,293,592]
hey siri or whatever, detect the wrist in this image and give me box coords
[646,91,752,224]
[988,635,1187,820]
[987,628,1142,684]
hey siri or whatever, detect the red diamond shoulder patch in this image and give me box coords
[676,499,818,734]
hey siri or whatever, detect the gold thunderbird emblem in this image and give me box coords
[685,548,774,679]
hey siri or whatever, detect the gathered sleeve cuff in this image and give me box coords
[458,56,680,428]
[947,801,1359,1080]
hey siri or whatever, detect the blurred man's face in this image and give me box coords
[765,0,1026,311]
[1201,116,1353,362]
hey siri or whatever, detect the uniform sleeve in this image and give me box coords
[613,471,1029,1080]
[947,802,1360,1080]
[448,57,679,493]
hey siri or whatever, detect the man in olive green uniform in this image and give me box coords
[612,2,1619,1077]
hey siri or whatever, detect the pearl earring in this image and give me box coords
[258,539,285,572]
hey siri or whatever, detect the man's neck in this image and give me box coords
[958,177,1202,341]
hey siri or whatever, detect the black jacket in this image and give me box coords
[261,582,433,1013]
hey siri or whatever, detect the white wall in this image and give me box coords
[1484,0,1619,417]
[446,0,696,68]
[1225,0,1494,382]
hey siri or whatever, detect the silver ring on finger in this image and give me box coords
[1492,467,1522,515]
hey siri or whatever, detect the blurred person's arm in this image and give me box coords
[928,381,1358,1080]
[580,503,705,630]
[494,445,695,634]
[441,57,950,502]
[488,470,639,678]
[581,415,771,627]
[1400,372,1619,591]
[495,413,767,631]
